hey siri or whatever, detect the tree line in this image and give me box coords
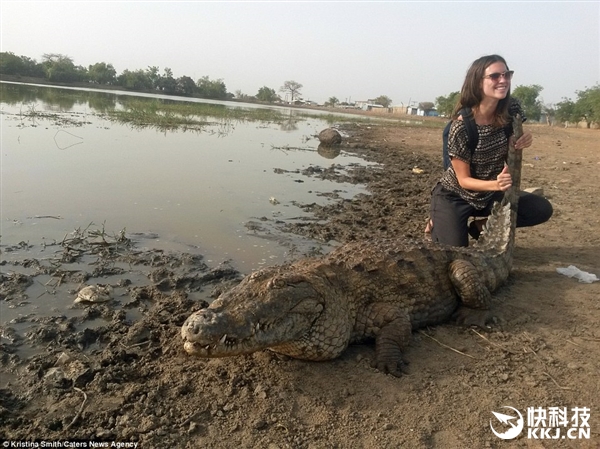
[0,52,399,109]
[435,84,600,128]
[9,51,593,125]
[0,52,308,104]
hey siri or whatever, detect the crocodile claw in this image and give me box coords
[372,356,410,377]
[454,306,492,329]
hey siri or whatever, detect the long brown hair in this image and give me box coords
[453,54,511,127]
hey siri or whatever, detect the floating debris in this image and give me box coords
[74,284,113,303]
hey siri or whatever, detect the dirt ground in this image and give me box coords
[1,116,599,448]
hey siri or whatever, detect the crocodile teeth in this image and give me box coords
[205,345,210,350]
[220,334,228,344]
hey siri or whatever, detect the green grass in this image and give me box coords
[105,98,374,131]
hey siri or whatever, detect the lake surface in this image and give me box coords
[1,82,376,273]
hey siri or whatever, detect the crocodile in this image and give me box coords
[181,117,524,376]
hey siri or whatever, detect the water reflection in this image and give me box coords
[317,144,342,159]
[279,110,300,132]
[0,82,117,112]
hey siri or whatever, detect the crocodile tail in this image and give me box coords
[473,115,523,263]
[475,200,512,254]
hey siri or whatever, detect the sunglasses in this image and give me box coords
[483,70,514,81]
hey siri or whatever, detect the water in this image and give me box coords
[1,82,376,273]
[0,83,383,367]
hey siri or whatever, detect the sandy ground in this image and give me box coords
[1,116,599,448]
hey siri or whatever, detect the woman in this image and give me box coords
[427,54,553,247]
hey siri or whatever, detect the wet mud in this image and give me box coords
[1,120,599,448]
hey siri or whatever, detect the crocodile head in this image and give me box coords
[181,264,351,361]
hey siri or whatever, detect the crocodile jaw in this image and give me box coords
[181,308,315,358]
[180,267,328,358]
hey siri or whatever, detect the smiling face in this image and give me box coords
[482,61,511,102]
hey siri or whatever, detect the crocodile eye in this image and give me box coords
[267,277,286,289]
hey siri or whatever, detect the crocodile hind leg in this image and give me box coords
[363,303,412,377]
[449,259,493,328]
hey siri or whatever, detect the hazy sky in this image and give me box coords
[1,1,598,106]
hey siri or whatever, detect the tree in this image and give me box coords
[0,52,48,78]
[158,67,177,94]
[435,91,460,117]
[554,98,576,125]
[373,95,392,108]
[176,76,197,96]
[326,96,340,108]
[542,103,555,126]
[256,86,278,103]
[146,66,161,90]
[512,84,543,121]
[0,52,25,75]
[117,69,153,91]
[196,76,228,99]
[20,55,45,77]
[88,62,116,85]
[279,80,302,103]
[573,85,600,128]
[42,53,84,83]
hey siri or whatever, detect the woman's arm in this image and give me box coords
[451,118,532,192]
[452,159,512,192]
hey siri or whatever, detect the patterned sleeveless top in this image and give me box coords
[440,99,526,210]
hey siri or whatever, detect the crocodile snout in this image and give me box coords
[181,310,213,341]
[181,308,245,342]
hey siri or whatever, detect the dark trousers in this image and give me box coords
[429,183,553,247]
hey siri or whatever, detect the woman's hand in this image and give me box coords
[496,165,512,191]
[514,131,533,150]
[453,158,512,192]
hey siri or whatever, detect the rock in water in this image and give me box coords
[318,128,342,146]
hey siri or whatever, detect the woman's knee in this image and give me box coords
[517,194,553,227]
[538,197,553,222]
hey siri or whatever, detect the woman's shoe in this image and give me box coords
[468,219,486,240]
[468,221,480,240]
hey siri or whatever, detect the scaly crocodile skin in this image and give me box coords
[181,117,524,377]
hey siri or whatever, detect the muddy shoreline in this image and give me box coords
[2,120,599,448]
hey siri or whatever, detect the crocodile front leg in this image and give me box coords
[449,259,493,328]
[363,303,412,377]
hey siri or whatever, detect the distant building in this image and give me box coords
[417,108,439,117]
[390,105,438,116]
[355,99,385,111]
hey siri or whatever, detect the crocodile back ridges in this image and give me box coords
[472,200,514,272]
[321,241,458,337]
[322,239,509,333]
[469,113,523,282]
[322,236,512,306]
